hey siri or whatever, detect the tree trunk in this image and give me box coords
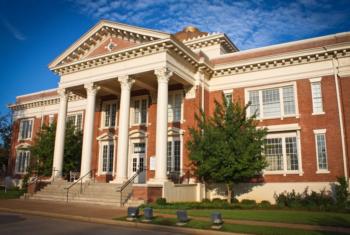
[226,183,233,203]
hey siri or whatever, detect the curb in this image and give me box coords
[0,207,245,235]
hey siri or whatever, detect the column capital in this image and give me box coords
[84,83,100,96]
[154,67,173,83]
[57,88,68,98]
[118,75,135,90]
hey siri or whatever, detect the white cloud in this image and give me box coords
[69,0,349,50]
[2,19,26,41]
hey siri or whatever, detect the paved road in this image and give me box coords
[0,212,179,235]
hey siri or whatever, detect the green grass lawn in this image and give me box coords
[155,209,350,227]
[0,187,25,199]
[116,216,348,235]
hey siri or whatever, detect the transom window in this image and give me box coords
[133,98,147,125]
[101,143,114,173]
[264,133,299,173]
[15,150,30,174]
[311,82,324,114]
[248,85,296,119]
[102,101,117,128]
[67,113,83,130]
[133,143,146,154]
[19,119,33,140]
[314,131,328,171]
[167,140,181,173]
[168,93,182,122]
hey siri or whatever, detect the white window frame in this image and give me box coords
[19,118,34,140]
[15,150,30,174]
[263,132,302,176]
[314,129,329,174]
[98,140,115,175]
[167,136,182,175]
[223,89,233,103]
[66,111,84,130]
[131,96,148,126]
[168,91,184,123]
[128,137,147,180]
[309,78,325,115]
[245,82,299,120]
[48,114,55,125]
[100,100,118,129]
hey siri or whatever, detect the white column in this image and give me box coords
[154,68,173,183]
[115,75,134,183]
[52,88,68,178]
[80,83,99,180]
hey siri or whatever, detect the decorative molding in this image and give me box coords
[84,83,100,96]
[309,77,322,82]
[118,75,135,90]
[154,67,173,83]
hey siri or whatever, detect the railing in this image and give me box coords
[27,175,49,195]
[117,169,142,206]
[64,169,95,203]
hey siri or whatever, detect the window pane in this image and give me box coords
[174,94,182,121]
[132,158,137,172]
[111,104,117,127]
[108,145,114,172]
[102,145,108,172]
[264,138,283,171]
[316,134,328,170]
[134,100,140,124]
[174,141,181,172]
[262,88,281,117]
[141,99,147,123]
[312,82,323,113]
[104,104,111,127]
[224,93,232,104]
[167,141,172,172]
[283,86,296,115]
[286,137,298,170]
[249,91,260,117]
[133,143,145,154]
[76,114,82,130]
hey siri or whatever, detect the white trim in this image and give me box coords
[222,89,233,94]
[264,123,301,132]
[309,77,322,82]
[67,111,84,130]
[264,132,302,176]
[18,118,35,141]
[310,81,324,115]
[14,149,30,175]
[313,129,326,134]
[168,90,184,123]
[100,99,118,129]
[130,95,148,127]
[97,139,116,176]
[245,81,299,120]
[314,130,329,173]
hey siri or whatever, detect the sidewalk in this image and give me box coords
[0,199,349,234]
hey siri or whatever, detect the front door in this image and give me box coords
[131,142,146,184]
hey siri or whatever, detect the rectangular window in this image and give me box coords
[101,143,114,173]
[224,92,233,104]
[48,114,54,125]
[168,93,182,122]
[311,82,324,114]
[133,98,148,125]
[167,140,181,172]
[15,150,30,174]
[133,143,146,154]
[248,85,296,119]
[315,133,328,170]
[102,102,117,128]
[264,134,299,173]
[19,119,33,140]
[67,113,83,130]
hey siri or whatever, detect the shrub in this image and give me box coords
[274,188,334,210]
[231,198,239,204]
[335,176,349,207]
[156,198,167,205]
[201,198,211,203]
[240,199,257,205]
[258,200,272,208]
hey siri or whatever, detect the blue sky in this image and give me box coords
[0,0,350,116]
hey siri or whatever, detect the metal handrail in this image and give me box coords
[64,169,95,202]
[117,168,142,206]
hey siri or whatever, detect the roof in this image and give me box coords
[174,26,209,41]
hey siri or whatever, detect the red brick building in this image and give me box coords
[7,20,350,203]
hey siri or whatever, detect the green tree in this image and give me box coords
[30,121,82,177]
[0,112,12,174]
[188,96,268,202]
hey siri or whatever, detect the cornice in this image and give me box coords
[9,94,84,111]
[183,33,238,52]
[213,47,350,78]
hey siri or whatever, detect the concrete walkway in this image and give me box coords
[0,199,349,234]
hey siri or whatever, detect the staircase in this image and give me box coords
[25,180,144,207]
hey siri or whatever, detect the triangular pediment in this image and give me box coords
[49,20,170,69]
